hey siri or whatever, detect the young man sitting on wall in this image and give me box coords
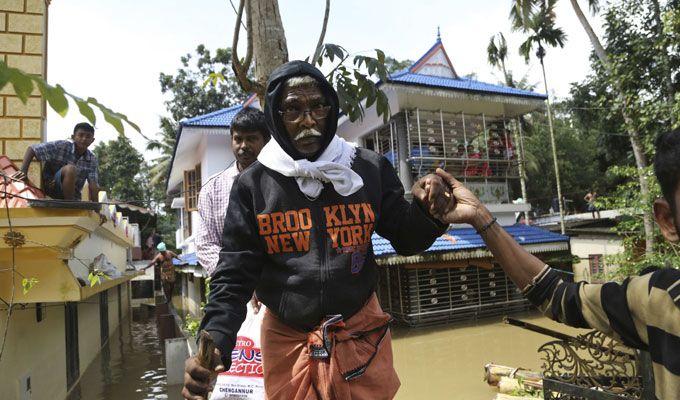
[12,122,101,201]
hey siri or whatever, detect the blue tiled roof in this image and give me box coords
[173,252,198,266]
[181,104,243,128]
[372,224,568,257]
[386,70,547,99]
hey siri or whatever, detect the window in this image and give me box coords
[183,164,202,212]
[589,254,603,277]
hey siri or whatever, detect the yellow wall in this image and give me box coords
[0,0,47,184]
[570,235,624,282]
[0,302,67,400]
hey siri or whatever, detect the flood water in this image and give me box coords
[67,307,180,400]
[72,309,585,400]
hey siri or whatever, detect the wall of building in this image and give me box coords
[570,235,624,282]
[0,282,131,400]
[0,0,47,184]
[0,302,68,400]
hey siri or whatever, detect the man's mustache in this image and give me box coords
[294,129,322,141]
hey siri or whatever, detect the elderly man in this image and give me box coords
[431,128,680,400]
[182,61,450,400]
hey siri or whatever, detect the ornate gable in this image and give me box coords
[409,37,458,79]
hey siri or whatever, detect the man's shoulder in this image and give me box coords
[202,165,238,192]
[647,267,680,303]
[355,147,382,163]
[39,139,70,149]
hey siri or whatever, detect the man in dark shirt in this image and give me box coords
[432,128,680,400]
[12,122,101,201]
[182,61,451,400]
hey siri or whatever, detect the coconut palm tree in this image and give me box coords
[513,0,567,234]
[487,33,513,87]
[146,117,177,187]
[512,0,656,251]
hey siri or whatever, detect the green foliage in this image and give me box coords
[508,377,542,398]
[317,44,391,122]
[511,0,567,63]
[598,166,680,278]
[523,106,602,212]
[565,0,680,277]
[88,271,110,287]
[0,61,140,136]
[148,45,246,209]
[384,56,414,74]
[21,277,38,295]
[159,45,247,123]
[184,315,201,338]
[94,136,147,205]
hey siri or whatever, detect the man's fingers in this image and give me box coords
[183,372,209,399]
[186,362,213,381]
[212,349,225,373]
[435,168,462,188]
[181,385,206,400]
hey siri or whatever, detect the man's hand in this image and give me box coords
[412,173,451,218]
[433,168,487,228]
[10,170,27,182]
[182,348,225,400]
[250,294,262,314]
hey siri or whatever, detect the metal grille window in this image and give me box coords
[589,254,603,277]
[183,164,202,212]
[399,109,522,204]
[365,121,399,170]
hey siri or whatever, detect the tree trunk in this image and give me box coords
[249,0,289,101]
[514,117,529,225]
[651,0,676,126]
[568,0,655,252]
[540,57,566,234]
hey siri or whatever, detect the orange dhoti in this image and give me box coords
[260,294,400,400]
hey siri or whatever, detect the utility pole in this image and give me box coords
[538,46,565,234]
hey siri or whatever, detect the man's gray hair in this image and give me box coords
[283,75,319,91]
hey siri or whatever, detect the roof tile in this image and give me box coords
[372,224,568,257]
[181,104,243,128]
[0,155,45,208]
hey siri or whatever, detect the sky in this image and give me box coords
[45,0,603,159]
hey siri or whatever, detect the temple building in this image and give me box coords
[336,35,573,326]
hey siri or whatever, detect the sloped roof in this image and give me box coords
[372,224,569,257]
[0,156,45,208]
[387,70,547,99]
[181,104,243,128]
[384,38,547,100]
[409,37,458,78]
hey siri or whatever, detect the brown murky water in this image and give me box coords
[73,309,585,400]
[392,311,586,400]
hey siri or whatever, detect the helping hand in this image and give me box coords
[431,168,486,226]
[182,348,225,400]
[412,173,452,218]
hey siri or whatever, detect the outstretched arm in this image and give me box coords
[431,168,667,350]
[432,168,543,289]
[375,157,449,256]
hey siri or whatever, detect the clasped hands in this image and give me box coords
[412,168,485,227]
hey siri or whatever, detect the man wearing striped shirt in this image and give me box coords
[196,107,269,277]
[432,129,680,399]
